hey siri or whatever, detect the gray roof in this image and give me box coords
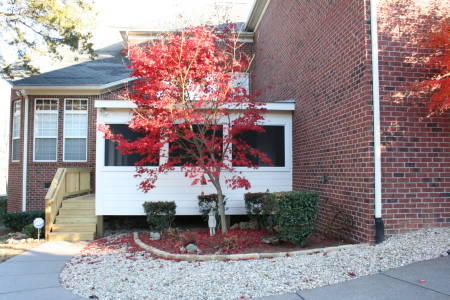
[13,43,130,87]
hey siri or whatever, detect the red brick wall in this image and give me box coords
[251,0,375,242]
[7,88,125,212]
[7,90,24,212]
[377,0,450,235]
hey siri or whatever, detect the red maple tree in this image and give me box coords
[417,17,450,114]
[101,26,270,232]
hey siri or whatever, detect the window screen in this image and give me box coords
[64,99,88,161]
[11,101,21,161]
[169,125,223,166]
[233,125,285,167]
[34,99,58,161]
[104,124,158,166]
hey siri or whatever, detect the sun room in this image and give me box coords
[94,99,294,216]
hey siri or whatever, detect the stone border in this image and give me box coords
[133,232,364,262]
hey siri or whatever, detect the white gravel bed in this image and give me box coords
[60,227,450,300]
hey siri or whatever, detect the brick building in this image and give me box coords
[7,0,450,242]
[248,0,450,242]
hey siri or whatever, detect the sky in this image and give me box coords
[2,0,255,74]
[0,0,255,195]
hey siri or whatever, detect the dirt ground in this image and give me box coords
[139,228,353,255]
[0,229,44,263]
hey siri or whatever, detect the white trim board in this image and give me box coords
[12,77,135,91]
[95,100,295,111]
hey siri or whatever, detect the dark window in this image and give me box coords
[104,124,158,166]
[233,125,285,167]
[169,125,223,166]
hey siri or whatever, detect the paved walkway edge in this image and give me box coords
[0,241,86,300]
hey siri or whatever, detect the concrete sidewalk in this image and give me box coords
[0,241,86,300]
[0,243,448,300]
[256,256,450,300]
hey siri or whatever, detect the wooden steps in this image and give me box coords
[48,232,95,241]
[51,223,96,232]
[48,194,97,242]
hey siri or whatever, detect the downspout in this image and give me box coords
[21,90,29,212]
[370,0,384,243]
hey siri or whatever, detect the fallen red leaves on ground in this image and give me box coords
[140,229,284,255]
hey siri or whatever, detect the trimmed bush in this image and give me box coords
[0,196,7,214]
[143,201,176,232]
[244,192,277,230]
[275,191,319,245]
[2,211,44,231]
[22,224,44,239]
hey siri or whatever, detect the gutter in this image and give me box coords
[20,90,29,212]
[11,77,136,95]
[370,0,384,243]
[95,100,296,111]
[245,0,271,32]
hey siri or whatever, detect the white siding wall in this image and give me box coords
[95,108,292,216]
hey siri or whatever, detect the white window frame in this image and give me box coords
[11,100,21,162]
[96,108,292,173]
[63,98,88,162]
[33,98,59,162]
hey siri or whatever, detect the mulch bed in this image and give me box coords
[139,229,348,255]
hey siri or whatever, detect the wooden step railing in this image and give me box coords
[44,168,92,240]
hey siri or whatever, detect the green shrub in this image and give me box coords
[244,192,278,230]
[142,201,176,232]
[22,224,44,239]
[0,196,7,214]
[275,191,318,245]
[2,211,44,231]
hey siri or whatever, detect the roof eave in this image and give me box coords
[245,0,271,32]
[95,99,295,111]
[120,30,255,44]
[12,77,135,95]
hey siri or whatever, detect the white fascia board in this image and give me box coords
[95,100,136,108]
[265,103,295,111]
[95,100,295,111]
[12,77,136,92]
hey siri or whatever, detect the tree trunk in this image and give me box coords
[215,184,228,233]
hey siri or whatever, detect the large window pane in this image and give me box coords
[35,138,57,161]
[104,124,158,166]
[34,99,58,161]
[233,125,285,167]
[64,99,88,161]
[169,125,223,166]
[12,139,20,161]
[12,114,20,138]
[35,113,58,136]
[11,101,21,161]
[64,114,87,137]
[65,138,87,161]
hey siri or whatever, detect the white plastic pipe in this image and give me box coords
[370,0,382,219]
[21,91,29,212]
